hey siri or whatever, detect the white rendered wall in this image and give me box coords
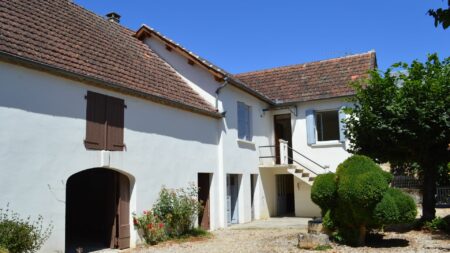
[1,39,355,253]
[143,34,346,221]
[294,178,321,217]
[0,61,220,252]
[143,37,275,226]
[288,98,352,173]
[143,37,220,109]
[266,99,353,218]
[219,85,273,224]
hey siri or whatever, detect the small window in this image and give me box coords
[237,101,252,141]
[315,110,339,141]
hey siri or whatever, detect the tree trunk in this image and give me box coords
[421,161,437,222]
[357,225,366,247]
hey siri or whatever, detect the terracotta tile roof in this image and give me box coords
[235,51,377,103]
[135,25,274,104]
[0,0,219,116]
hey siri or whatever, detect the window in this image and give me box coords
[84,91,125,151]
[315,110,340,141]
[237,101,252,141]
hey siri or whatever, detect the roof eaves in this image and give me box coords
[135,25,228,77]
[135,25,274,105]
[0,51,223,119]
[227,78,275,105]
[273,94,356,107]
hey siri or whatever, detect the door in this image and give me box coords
[227,174,240,225]
[110,173,130,249]
[198,173,212,230]
[117,174,130,249]
[66,169,131,252]
[274,114,293,164]
[250,174,258,220]
[276,174,295,216]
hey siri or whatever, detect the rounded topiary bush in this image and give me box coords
[311,173,337,212]
[336,155,380,177]
[338,170,388,208]
[373,190,400,224]
[322,210,335,231]
[381,170,394,184]
[385,188,417,224]
[311,155,417,246]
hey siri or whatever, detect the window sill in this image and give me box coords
[237,139,256,146]
[311,141,344,147]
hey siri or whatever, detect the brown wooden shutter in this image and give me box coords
[117,174,130,249]
[106,96,125,151]
[85,91,107,150]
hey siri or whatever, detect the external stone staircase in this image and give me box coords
[259,140,328,186]
[287,165,317,186]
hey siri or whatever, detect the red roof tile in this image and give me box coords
[0,0,218,116]
[235,52,376,103]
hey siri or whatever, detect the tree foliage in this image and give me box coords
[311,155,417,246]
[429,0,450,29]
[344,54,450,221]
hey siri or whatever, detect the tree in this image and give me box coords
[428,0,450,29]
[311,155,416,246]
[344,54,450,221]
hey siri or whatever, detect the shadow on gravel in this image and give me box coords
[365,234,409,248]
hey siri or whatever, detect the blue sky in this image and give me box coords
[75,0,449,73]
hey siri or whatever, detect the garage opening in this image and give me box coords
[66,168,130,252]
[276,174,295,216]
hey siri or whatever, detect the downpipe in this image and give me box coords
[215,77,229,116]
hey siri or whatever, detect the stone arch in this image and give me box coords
[65,167,134,252]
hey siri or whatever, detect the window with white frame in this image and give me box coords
[315,110,340,141]
[237,101,252,141]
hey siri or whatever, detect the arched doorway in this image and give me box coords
[66,168,131,252]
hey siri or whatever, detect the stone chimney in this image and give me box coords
[106,12,121,23]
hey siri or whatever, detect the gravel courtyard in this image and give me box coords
[124,217,450,253]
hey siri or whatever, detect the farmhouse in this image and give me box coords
[0,0,376,251]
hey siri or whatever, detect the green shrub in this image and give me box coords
[0,246,9,253]
[322,210,335,231]
[336,155,380,177]
[424,216,449,233]
[0,205,53,253]
[385,188,417,224]
[338,170,387,208]
[373,190,400,225]
[133,209,166,245]
[311,155,417,246]
[153,184,202,237]
[381,170,394,184]
[311,173,337,212]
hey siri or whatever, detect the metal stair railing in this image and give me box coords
[258,145,328,176]
[287,146,328,173]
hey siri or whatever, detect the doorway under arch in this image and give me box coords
[65,168,131,252]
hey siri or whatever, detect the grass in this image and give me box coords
[313,245,333,251]
[169,228,213,243]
